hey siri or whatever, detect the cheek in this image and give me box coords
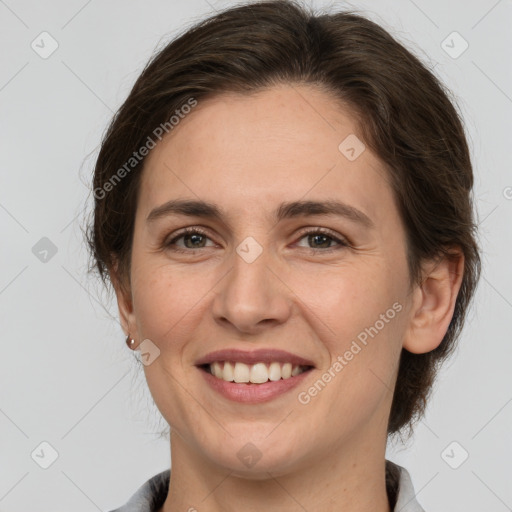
[130,260,198,342]
[291,259,398,333]
[289,259,406,388]
[296,267,405,426]
[130,258,227,359]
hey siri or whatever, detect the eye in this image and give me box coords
[164,227,215,252]
[295,228,349,252]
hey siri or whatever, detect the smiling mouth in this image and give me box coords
[199,361,314,384]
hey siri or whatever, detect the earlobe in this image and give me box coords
[402,250,465,354]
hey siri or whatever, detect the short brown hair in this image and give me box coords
[86,0,481,440]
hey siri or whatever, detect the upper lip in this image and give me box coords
[195,348,316,368]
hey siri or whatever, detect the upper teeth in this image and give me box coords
[208,361,307,383]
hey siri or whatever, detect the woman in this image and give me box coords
[87,1,481,510]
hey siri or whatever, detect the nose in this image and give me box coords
[211,246,292,335]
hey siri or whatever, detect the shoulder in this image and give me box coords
[107,468,170,512]
[386,459,427,512]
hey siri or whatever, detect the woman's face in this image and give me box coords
[119,84,417,476]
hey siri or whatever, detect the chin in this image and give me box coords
[204,438,305,479]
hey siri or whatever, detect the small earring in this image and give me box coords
[125,334,137,350]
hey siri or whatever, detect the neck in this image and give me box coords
[160,429,392,512]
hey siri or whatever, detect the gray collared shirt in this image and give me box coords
[108,460,426,512]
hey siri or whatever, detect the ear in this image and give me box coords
[403,249,465,354]
[110,257,138,346]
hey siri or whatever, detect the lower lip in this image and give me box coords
[198,367,313,404]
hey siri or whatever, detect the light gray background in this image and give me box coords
[1,0,511,510]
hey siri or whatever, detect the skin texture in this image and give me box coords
[113,84,464,512]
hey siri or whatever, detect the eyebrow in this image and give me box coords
[146,198,374,229]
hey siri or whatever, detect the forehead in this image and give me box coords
[138,84,393,225]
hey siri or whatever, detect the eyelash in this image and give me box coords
[164,227,350,254]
